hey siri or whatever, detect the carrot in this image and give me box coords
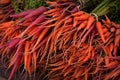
[10,9,34,18]
[32,36,48,52]
[102,19,107,24]
[8,54,22,80]
[64,17,72,24]
[69,6,78,13]
[44,8,60,14]
[46,1,57,6]
[105,15,111,24]
[63,66,74,77]
[111,22,120,29]
[32,51,37,71]
[105,57,110,65]
[48,61,64,67]
[0,0,10,5]
[26,54,32,74]
[109,43,113,52]
[96,21,106,43]
[97,57,104,65]
[8,41,24,69]
[32,28,50,52]
[20,22,31,27]
[85,72,88,80]
[49,64,66,75]
[23,15,38,23]
[73,17,78,27]
[72,11,84,16]
[104,61,119,68]
[75,68,84,78]
[8,38,20,49]
[24,41,30,69]
[77,20,87,31]
[80,23,95,45]
[20,14,45,36]
[86,16,95,29]
[22,6,46,21]
[104,31,111,37]
[83,49,92,62]
[75,13,89,21]
[114,29,120,46]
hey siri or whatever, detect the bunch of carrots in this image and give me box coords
[0,0,120,80]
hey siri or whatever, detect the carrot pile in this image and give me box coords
[0,0,120,80]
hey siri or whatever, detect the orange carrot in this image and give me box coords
[86,16,95,29]
[96,21,106,43]
[63,66,74,77]
[77,20,87,31]
[114,29,120,46]
[26,54,32,74]
[104,61,119,68]
[109,43,113,52]
[65,17,72,24]
[105,15,111,24]
[105,57,110,65]
[24,41,30,69]
[32,51,37,71]
[73,17,78,27]
[72,11,84,16]
[49,64,65,75]
[46,1,57,6]
[75,13,89,21]
[104,31,111,37]
[97,57,104,65]
[32,28,50,52]
[44,8,60,14]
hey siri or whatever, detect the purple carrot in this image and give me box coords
[20,14,45,37]
[8,54,22,80]
[7,38,20,49]
[23,15,38,23]
[23,6,46,20]
[69,6,79,13]
[27,14,45,28]
[10,9,34,18]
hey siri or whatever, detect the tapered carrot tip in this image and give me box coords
[105,15,111,24]
[96,21,106,43]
